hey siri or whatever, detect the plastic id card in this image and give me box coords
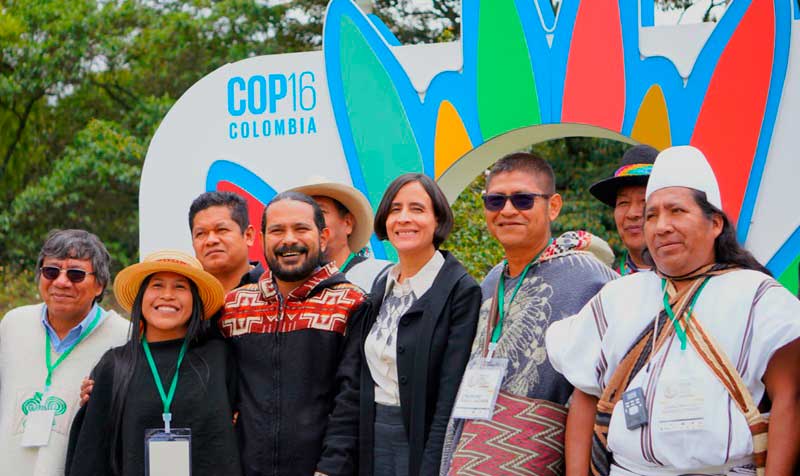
[20,409,55,447]
[451,358,508,420]
[655,376,706,433]
[145,428,191,476]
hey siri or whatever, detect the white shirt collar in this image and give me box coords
[385,250,445,299]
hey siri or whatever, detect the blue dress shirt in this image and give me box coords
[41,304,107,353]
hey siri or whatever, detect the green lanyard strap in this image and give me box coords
[618,251,629,277]
[44,307,103,390]
[340,252,356,272]
[490,239,553,348]
[142,338,188,433]
[661,277,710,351]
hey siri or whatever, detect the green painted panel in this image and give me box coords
[340,17,423,208]
[778,253,799,296]
[477,0,540,140]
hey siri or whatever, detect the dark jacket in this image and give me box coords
[318,251,482,476]
[218,263,368,476]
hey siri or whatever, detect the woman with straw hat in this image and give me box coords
[66,251,241,476]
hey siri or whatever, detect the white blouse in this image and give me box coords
[365,251,445,406]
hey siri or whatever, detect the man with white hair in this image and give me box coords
[546,145,800,475]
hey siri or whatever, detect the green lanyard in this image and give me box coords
[661,277,710,351]
[490,239,552,355]
[619,252,629,277]
[340,252,356,272]
[142,338,188,433]
[44,307,103,391]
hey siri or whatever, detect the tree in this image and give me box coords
[0,117,147,271]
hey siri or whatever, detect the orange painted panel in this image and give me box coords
[631,85,671,151]
[561,0,625,130]
[434,100,473,178]
[691,0,774,223]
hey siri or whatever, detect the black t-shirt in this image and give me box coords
[238,261,265,287]
[67,338,241,476]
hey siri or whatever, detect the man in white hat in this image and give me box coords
[290,177,392,292]
[546,145,800,476]
[0,229,129,476]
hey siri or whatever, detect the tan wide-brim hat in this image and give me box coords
[114,250,225,319]
[289,176,374,252]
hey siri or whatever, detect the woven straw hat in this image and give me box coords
[113,250,224,319]
[289,176,374,252]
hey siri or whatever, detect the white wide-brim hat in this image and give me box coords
[645,145,722,209]
[289,177,374,252]
[114,250,224,319]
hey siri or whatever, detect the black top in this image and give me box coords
[67,338,241,476]
[238,261,265,287]
[318,251,482,476]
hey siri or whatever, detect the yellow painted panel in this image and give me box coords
[434,101,473,178]
[631,85,671,151]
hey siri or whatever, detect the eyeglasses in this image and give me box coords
[481,192,551,211]
[40,266,96,283]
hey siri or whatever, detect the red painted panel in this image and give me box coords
[561,0,625,130]
[217,181,267,268]
[691,0,774,224]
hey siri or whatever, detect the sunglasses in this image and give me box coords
[482,192,551,211]
[40,266,96,283]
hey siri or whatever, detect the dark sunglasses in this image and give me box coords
[40,266,96,283]
[482,192,551,211]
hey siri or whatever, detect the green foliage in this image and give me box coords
[0,0,667,302]
[0,119,145,274]
[446,138,628,281]
[0,267,39,316]
[445,172,505,279]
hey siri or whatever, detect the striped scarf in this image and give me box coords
[590,264,767,476]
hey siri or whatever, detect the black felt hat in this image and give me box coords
[589,144,659,207]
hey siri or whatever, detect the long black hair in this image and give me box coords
[108,274,207,475]
[691,190,771,275]
[642,190,771,276]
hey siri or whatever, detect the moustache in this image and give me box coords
[273,244,309,256]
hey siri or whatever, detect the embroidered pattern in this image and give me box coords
[21,391,67,416]
[219,263,365,338]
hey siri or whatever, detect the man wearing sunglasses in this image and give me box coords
[441,152,617,475]
[0,229,129,476]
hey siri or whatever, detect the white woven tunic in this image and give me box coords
[546,269,800,475]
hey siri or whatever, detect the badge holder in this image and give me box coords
[20,389,56,448]
[655,352,707,433]
[145,415,192,476]
[451,357,508,420]
[142,338,192,476]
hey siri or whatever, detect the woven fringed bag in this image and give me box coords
[449,277,567,476]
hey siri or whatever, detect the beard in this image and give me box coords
[266,243,322,282]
